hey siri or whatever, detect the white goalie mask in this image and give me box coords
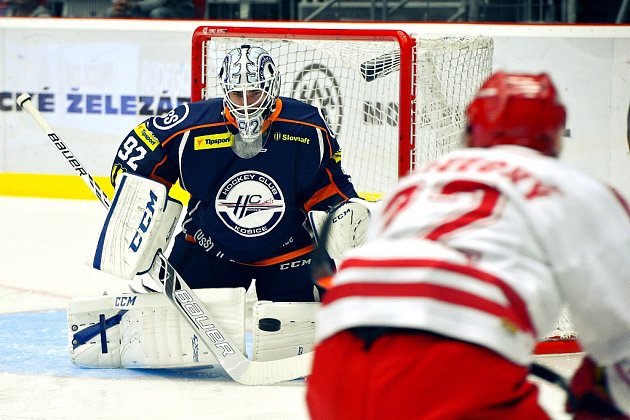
[219,45,281,144]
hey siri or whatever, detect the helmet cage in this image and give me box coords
[219,46,281,141]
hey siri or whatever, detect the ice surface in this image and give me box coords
[0,196,580,419]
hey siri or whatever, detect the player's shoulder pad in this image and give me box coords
[150,103,190,133]
[278,97,336,138]
[149,99,224,134]
[277,97,320,122]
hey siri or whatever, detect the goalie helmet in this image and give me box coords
[218,45,281,144]
[465,71,566,157]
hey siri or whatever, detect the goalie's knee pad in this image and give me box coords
[68,288,246,369]
[252,301,319,362]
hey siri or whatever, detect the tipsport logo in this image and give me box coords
[215,171,285,237]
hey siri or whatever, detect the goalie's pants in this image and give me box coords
[306,328,551,420]
[168,232,324,302]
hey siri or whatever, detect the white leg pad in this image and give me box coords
[68,288,246,369]
[252,301,319,362]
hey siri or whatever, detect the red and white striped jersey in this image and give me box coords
[316,145,630,367]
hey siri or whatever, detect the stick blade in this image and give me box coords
[232,352,313,386]
[360,50,401,82]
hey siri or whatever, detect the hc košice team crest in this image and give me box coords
[216,171,285,237]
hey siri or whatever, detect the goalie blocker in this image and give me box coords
[93,173,182,280]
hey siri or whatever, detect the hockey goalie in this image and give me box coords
[67,44,373,372]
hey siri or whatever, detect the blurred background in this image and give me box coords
[0,0,628,24]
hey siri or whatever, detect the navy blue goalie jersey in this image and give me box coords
[110,97,358,263]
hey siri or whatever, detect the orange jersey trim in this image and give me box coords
[303,168,350,212]
[184,235,315,267]
[148,120,230,187]
[149,155,174,189]
[223,99,283,133]
[273,116,334,156]
[237,244,315,267]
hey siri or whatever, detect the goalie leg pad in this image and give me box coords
[93,173,182,280]
[68,288,246,369]
[252,301,319,361]
[68,304,125,368]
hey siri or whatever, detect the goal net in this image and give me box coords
[535,308,581,354]
[190,26,578,354]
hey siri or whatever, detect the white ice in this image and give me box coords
[0,196,581,419]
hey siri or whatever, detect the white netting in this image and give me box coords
[543,307,577,340]
[414,35,494,169]
[535,308,579,354]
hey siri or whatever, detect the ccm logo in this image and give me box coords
[332,208,351,223]
[114,295,137,307]
[280,258,311,270]
[129,190,158,252]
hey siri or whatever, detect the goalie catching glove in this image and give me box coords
[93,173,182,280]
[308,198,376,259]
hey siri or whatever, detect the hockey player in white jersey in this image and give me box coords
[307,71,630,419]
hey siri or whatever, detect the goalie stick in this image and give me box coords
[309,198,371,286]
[17,93,313,385]
[309,208,336,289]
[530,362,579,411]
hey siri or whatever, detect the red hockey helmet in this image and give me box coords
[465,72,566,157]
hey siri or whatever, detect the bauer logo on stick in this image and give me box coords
[48,133,88,176]
[173,289,236,357]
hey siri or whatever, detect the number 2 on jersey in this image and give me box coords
[381,180,502,240]
[117,136,147,170]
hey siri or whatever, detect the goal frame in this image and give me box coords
[191,26,417,180]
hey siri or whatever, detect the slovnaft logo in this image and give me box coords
[273,132,310,144]
[215,171,285,237]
